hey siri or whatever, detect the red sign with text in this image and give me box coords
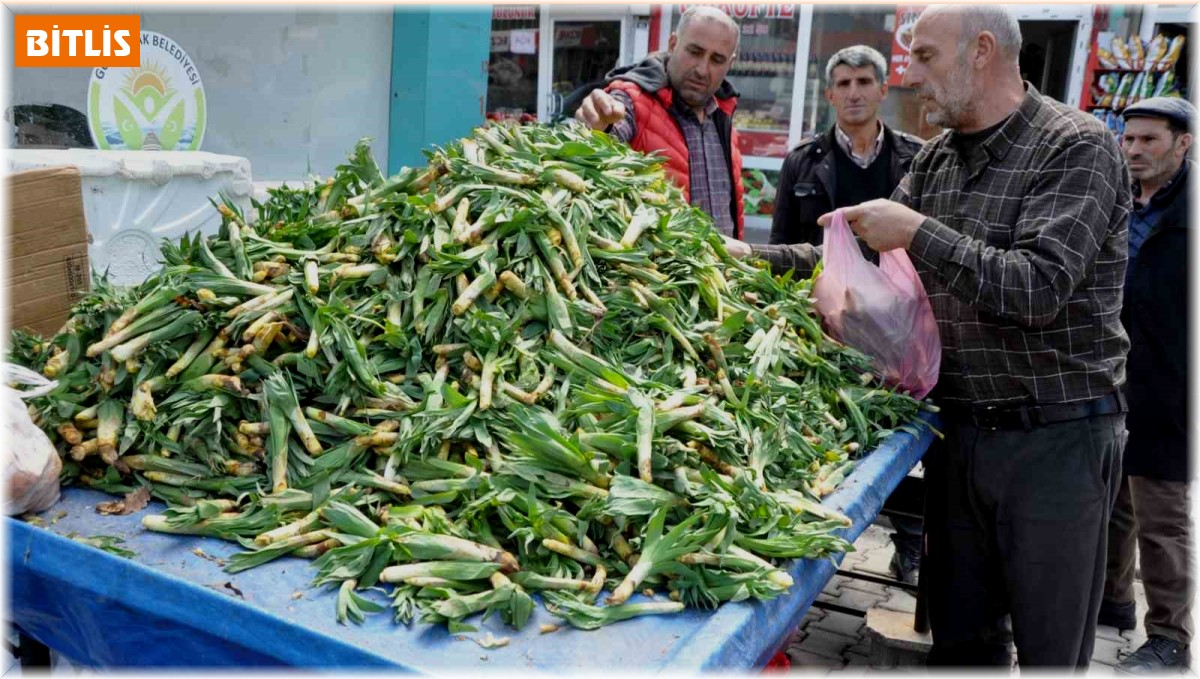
[492,6,536,21]
[678,4,795,20]
[888,6,924,86]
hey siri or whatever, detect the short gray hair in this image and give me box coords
[925,5,1022,62]
[824,45,888,87]
[962,6,1022,61]
[676,6,741,52]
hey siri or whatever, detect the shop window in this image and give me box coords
[743,168,781,219]
[671,5,801,159]
[549,21,623,120]
[487,6,540,123]
[1019,21,1077,102]
[802,6,934,143]
[1153,22,1191,100]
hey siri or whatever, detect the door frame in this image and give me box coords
[1140,4,1197,42]
[660,4,811,171]
[1011,5,1092,107]
[537,6,636,120]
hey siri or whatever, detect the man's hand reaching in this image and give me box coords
[722,236,751,259]
[575,89,627,130]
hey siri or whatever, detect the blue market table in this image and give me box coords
[8,413,937,671]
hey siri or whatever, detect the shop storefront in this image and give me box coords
[480,3,1191,242]
[6,3,1190,220]
[1079,4,1192,137]
[667,3,1100,241]
[486,4,654,122]
[1141,3,1192,84]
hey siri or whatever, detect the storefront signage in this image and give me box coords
[888,5,924,86]
[510,29,537,55]
[492,30,511,52]
[554,26,587,48]
[88,30,206,150]
[493,6,537,21]
[679,5,795,20]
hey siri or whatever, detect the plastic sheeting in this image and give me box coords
[8,413,938,670]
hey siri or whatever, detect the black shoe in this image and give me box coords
[1099,599,1138,632]
[888,534,921,586]
[1117,636,1190,674]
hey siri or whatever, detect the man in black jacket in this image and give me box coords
[769,45,924,249]
[1100,97,1193,674]
[770,45,926,585]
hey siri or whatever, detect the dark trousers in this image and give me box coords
[1104,474,1194,645]
[891,514,924,544]
[924,414,1126,667]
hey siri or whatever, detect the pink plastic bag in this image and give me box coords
[812,209,941,398]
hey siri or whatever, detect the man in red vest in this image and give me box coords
[575,6,746,240]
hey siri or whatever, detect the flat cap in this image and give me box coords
[1122,96,1195,129]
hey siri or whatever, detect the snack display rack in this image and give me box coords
[1082,32,1187,136]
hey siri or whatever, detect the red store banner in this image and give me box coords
[553,25,600,49]
[492,6,537,21]
[678,4,795,20]
[888,5,925,86]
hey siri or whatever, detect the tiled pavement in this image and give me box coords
[786,521,1156,672]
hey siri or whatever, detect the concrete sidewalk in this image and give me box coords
[785,522,1155,672]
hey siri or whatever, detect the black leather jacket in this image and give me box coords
[769,124,924,246]
[1123,159,1191,481]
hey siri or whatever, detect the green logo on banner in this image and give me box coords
[88,31,206,150]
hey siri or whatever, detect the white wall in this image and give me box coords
[7,6,393,182]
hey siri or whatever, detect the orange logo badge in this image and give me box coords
[15,15,140,67]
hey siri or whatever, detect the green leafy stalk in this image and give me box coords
[608,508,711,605]
[543,591,684,630]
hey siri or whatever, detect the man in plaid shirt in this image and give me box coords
[728,5,1131,667]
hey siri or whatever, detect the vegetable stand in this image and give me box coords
[8,411,935,671]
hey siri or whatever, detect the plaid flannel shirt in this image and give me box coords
[753,85,1132,406]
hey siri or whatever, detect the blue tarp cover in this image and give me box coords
[8,413,937,671]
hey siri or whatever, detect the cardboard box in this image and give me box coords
[9,149,251,287]
[5,166,91,337]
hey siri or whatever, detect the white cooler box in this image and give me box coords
[6,149,253,286]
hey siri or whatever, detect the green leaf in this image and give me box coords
[605,476,684,518]
[320,502,380,538]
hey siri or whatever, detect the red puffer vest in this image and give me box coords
[605,80,745,240]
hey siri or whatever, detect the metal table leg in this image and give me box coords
[14,626,51,669]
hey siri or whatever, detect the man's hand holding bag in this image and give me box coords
[811,208,940,398]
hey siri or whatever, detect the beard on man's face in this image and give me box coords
[922,67,976,129]
[670,70,714,108]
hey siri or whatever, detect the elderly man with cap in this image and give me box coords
[1098,96,1194,674]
